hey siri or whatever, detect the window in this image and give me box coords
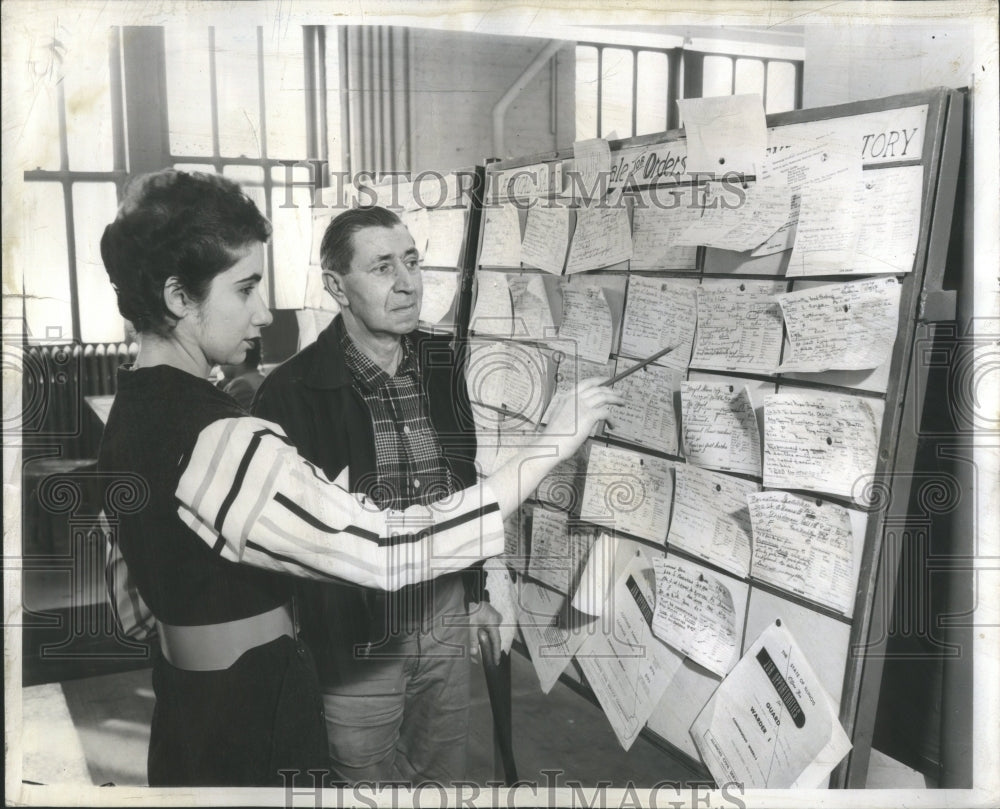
[20,24,338,343]
[20,26,127,344]
[575,42,802,140]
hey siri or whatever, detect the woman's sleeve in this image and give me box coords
[174,417,505,590]
[103,513,157,641]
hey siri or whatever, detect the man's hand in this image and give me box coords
[469,601,503,666]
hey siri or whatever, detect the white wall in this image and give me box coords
[803,23,977,106]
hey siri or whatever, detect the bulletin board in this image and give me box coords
[460,87,965,788]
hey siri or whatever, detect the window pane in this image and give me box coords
[64,28,114,171]
[215,28,263,158]
[635,51,668,136]
[165,25,214,157]
[734,58,765,99]
[22,183,72,341]
[270,187,312,309]
[73,184,124,343]
[600,48,633,138]
[324,25,343,174]
[20,29,66,170]
[575,46,599,140]
[262,26,305,159]
[702,55,733,98]
[766,62,798,113]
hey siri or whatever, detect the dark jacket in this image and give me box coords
[252,317,482,685]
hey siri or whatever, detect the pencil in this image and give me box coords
[600,345,675,386]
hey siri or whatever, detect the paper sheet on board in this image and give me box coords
[678,94,767,176]
[690,621,851,788]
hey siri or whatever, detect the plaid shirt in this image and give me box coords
[339,321,455,510]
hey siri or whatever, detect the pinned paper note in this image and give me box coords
[479,203,523,266]
[507,274,556,340]
[678,94,767,176]
[620,276,697,372]
[630,189,700,270]
[667,465,759,577]
[520,206,570,274]
[421,208,467,268]
[580,445,673,542]
[466,340,551,424]
[571,138,613,200]
[528,506,595,595]
[748,492,859,615]
[570,531,617,617]
[753,130,860,256]
[691,621,852,788]
[777,277,902,372]
[575,553,684,750]
[470,272,514,337]
[566,203,633,273]
[651,556,739,677]
[681,381,762,476]
[557,284,614,364]
[675,182,793,252]
[603,359,683,456]
[763,391,883,499]
[691,282,784,374]
[418,270,459,326]
[517,581,594,694]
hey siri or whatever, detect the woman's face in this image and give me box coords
[191,245,273,367]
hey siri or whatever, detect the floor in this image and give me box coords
[14,650,929,791]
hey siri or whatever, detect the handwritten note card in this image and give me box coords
[571,137,612,200]
[541,355,615,426]
[754,132,860,256]
[691,621,852,788]
[853,165,924,275]
[518,582,593,693]
[418,270,459,326]
[479,203,522,266]
[580,445,673,542]
[529,506,595,595]
[630,189,700,270]
[651,556,740,677]
[691,283,784,374]
[667,465,759,577]
[466,340,550,424]
[576,554,684,750]
[470,272,514,337]
[620,276,697,371]
[421,207,467,268]
[681,381,762,476]
[604,358,684,456]
[748,492,857,614]
[675,183,792,252]
[508,274,556,340]
[777,277,901,372]
[763,391,883,499]
[557,284,614,363]
[678,94,767,176]
[520,206,570,274]
[566,203,633,273]
[786,177,863,275]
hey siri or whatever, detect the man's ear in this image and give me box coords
[322,271,350,308]
[163,277,191,319]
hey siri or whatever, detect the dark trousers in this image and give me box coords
[147,635,328,786]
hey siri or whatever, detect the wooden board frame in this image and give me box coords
[458,87,966,789]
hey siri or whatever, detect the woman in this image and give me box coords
[97,169,620,786]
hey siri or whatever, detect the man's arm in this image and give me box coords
[174,416,505,591]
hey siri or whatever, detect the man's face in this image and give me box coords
[329,224,423,338]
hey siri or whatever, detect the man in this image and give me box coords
[253,206,501,785]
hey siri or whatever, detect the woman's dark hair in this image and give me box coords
[100,170,271,336]
[319,205,402,275]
